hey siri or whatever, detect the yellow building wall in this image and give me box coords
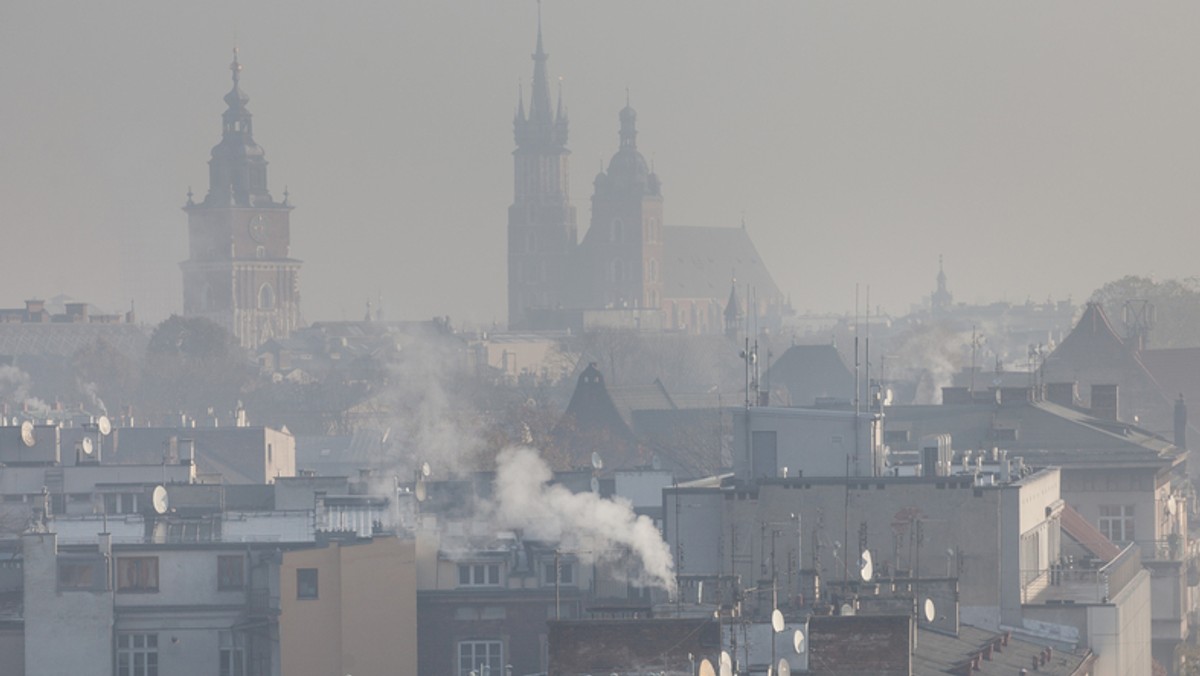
[280,536,417,676]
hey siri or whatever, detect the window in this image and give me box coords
[258,283,275,310]
[543,561,574,586]
[104,493,138,514]
[58,560,96,590]
[117,557,159,593]
[297,568,319,599]
[1099,505,1135,543]
[117,633,158,676]
[458,563,501,587]
[458,640,503,676]
[219,631,244,676]
[218,555,245,590]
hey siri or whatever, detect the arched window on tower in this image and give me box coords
[258,283,276,311]
[648,259,658,283]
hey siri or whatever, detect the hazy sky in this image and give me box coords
[3,2,1199,327]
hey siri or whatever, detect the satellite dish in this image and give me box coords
[80,437,94,456]
[151,485,169,515]
[719,651,733,676]
[840,603,855,616]
[859,550,874,582]
[923,598,936,623]
[590,451,603,471]
[698,659,716,676]
[777,658,790,676]
[590,477,600,493]
[793,629,806,654]
[19,421,34,447]
[96,416,112,436]
[420,461,431,478]
[414,479,427,503]
[771,608,785,633]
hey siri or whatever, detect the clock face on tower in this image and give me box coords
[247,214,268,243]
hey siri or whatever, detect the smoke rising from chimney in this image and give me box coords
[489,446,677,596]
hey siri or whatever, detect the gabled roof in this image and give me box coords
[662,226,782,302]
[766,344,854,407]
[553,364,643,470]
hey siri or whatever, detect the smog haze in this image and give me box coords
[2,1,1198,323]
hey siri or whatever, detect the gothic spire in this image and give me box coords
[514,2,567,149]
[529,1,552,126]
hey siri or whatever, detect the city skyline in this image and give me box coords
[2,2,1198,327]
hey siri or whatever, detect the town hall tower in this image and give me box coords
[181,51,302,349]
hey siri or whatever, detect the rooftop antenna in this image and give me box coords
[865,285,871,413]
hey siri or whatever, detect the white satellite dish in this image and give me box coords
[793,629,806,654]
[151,485,169,515]
[590,477,600,493]
[698,659,716,676]
[414,479,427,503]
[923,598,936,623]
[420,461,432,478]
[771,608,785,633]
[860,549,874,582]
[19,421,35,447]
[777,658,790,676]
[96,415,112,436]
[719,651,733,676]
[79,437,94,456]
[590,451,603,471]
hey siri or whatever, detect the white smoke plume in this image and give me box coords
[0,365,50,416]
[489,446,677,596]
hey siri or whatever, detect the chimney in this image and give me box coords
[24,299,45,322]
[1090,384,1119,421]
[1045,382,1078,407]
[1175,395,1187,450]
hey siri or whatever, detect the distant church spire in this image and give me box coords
[932,254,953,316]
[619,96,637,150]
[204,48,273,207]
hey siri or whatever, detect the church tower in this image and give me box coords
[181,50,302,349]
[582,101,663,310]
[508,11,577,329]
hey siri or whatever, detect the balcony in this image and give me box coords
[1021,545,1142,605]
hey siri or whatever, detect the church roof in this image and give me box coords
[765,344,854,407]
[661,226,781,302]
